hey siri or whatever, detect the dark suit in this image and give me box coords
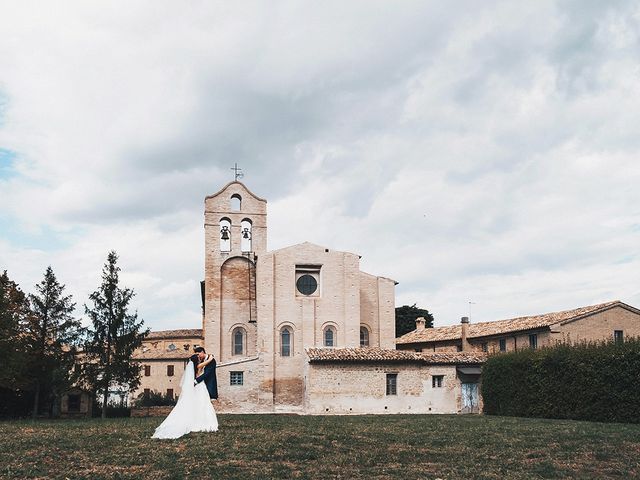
[195,356,218,399]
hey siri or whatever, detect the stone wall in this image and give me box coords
[131,406,173,417]
[214,357,265,413]
[304,362,465,415]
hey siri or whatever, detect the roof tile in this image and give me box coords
[306,347,486,364]
[145,329,203,340]
[396,300,627,344]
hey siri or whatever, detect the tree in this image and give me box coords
[25,266,83,418]
[83,251,149,419]
[0,271,30,391]
[395,304,434,337]
[0,271,34,418]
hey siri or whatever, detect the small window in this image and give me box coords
[144,365,151,377]
[281,327,292,357]
[499,338,507,352]
[481,343,488,353]
[529,334,538,350]
[167,343,176,351]
[386,373,397,395]
[297,275,318,296]
[68,394,81,412]
[167,365,174,377]
[614,330,624,344]
[231,194,241,211]
[143,388,150,397]
[324,326,336,347]
[166,388,174,399]
[432,375,444,388]
[230,371,244,386]
[360,327,370,347]
[233,328,245,356]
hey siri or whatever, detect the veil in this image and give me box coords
[151,360,198,439]
[179,361,196,399]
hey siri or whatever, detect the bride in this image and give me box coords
[152,353,219,439]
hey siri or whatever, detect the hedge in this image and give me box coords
[481,338,640,423]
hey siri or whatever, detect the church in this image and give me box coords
[132,180,485,414]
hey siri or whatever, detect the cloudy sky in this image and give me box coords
[1,1,639,331]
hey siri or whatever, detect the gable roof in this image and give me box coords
[306,347,486,364]
[205,181,267,203]
[269,241,337,254]
[396,300,636,344]
[132,350,192,361]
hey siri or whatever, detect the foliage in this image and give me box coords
[0,270,31,394]
[83,251,149,418]
[395,304,434,337]
[23,266,84,418]
[482,338,640,423]
[0,415,639,478]
[0,387,33,418]
[133,390,178,407]
[92,398,131,418]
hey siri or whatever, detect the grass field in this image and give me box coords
[1,414,639,479]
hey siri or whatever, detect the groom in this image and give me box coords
[194,346,218,400]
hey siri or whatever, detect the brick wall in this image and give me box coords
[304,362,466,415]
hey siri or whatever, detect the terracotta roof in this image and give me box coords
[306,347,486,364]
[145,329,203,340]
[396,300,631,344]
[132,350,191,361]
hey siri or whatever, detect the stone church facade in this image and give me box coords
[203,181,397,412]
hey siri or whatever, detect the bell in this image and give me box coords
[242,228,251,239]
[221,227,230,240]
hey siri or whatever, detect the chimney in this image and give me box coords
[415,317,426,331]
[461,316,470,352]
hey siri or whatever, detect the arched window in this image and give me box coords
[231,194,241,211]
[360,326,370,347]
[232,327,245,356]
[323,326,336,347]
[220,218,231,252]
[241,218,252,253]
[281,327,292,357]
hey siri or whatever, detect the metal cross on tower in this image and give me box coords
[231,163,244,181]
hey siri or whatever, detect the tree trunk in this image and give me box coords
[101,383,108,419]
[32,381,40,420]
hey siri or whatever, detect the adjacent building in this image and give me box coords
[132,329,204,402]
[396,301,640,354]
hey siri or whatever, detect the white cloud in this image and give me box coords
[0,1,639,331]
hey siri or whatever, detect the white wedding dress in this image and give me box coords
[152,361,219,439]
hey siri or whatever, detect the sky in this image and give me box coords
[1,1,639,331]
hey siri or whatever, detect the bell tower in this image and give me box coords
[202,181,267,360]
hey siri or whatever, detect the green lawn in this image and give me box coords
[0,414,638,479]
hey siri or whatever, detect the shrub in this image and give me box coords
[482,338,640,423]
[133,390,177,408]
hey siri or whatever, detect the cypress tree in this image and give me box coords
[25,266,82,418]
[84,251,148,418]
